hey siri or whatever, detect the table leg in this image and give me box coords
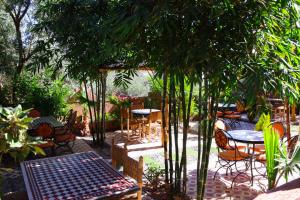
[250,144,255,186]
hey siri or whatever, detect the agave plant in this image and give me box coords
[276,136,300,186]
[0,105,45,162]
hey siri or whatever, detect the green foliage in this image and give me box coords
[33,0,118,78]
[108,95,131,108]
[263,118,280,189]
[0,8,16,75]
[4,71,71,117]
[0,105,45,162]
[149,77,163,94]
[144,156,165,188]
[255,113,271,131]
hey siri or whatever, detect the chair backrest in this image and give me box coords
[121,107,130,120]
[214,119,229,131]
[111,137,128,168]
[65,109,73,122]
[217,111,223,118]
[131,98,145,109]
[287,135,299,158]
[35,123,54,139]
[123,155,143,200]
[236,101,245,112]
[28,109,41,118]
[148,111,159,123]
[272,122,285,139]
[67,111,77,128]
[215,129,229,150]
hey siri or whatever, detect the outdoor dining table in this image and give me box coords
[28,116,64,130]
[21,151,139,200]
[225,130,264,185]
[131,109,160,139]
[131,108,160,117]
[218,103,237,111]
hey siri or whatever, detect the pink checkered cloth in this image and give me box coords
[21,151,138,200]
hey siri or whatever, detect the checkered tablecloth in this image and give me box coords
[28,116,63,130]
[21,152,139,200]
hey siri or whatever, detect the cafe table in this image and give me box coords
[21,151,139,200]
[131,108,160,117]
[28,116,64,130]
[225,130,265,185]
[131,109,160,138]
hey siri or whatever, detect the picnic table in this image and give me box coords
[21,151,139,200]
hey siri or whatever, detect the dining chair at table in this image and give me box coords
[122,155,144,200]
[54,111,77,153]
[28,109,41,118]
[251,121,285,154]
[287,135,299,158]
[254,135,299,171]
[214,129,250,183]
[33,122,55,155]
[214,119,231,131]
[121,108,142,143]
[111,137,128,169]
[145,111,161,141]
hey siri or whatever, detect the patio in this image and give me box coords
[2,115,300,200]
[1,1,300,199]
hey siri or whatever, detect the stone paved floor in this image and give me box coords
[2,118,299,200]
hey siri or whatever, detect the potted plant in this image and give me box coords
[109,95,131,132]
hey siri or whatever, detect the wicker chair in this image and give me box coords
[111,137,128,168]
[34,122,55,154]
[123,156,143,200]
[214,129,250,182]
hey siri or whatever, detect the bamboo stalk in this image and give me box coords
[173,74,180,192]
[84,80,95,144]
[90,80,99,144]
[168,73,174,191]
[101,72,107,146]
[162,72,169,183]
[196,70,203,200]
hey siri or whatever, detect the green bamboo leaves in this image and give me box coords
[264,124,280,189]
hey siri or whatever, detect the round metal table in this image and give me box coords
[131,109,160,116]
[131,109,160,139]
[225,130,264,185]
[218,103,237,111]
[226,130,264,144]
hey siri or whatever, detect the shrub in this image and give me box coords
[10,71,71,117]
[0,105,45,162]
